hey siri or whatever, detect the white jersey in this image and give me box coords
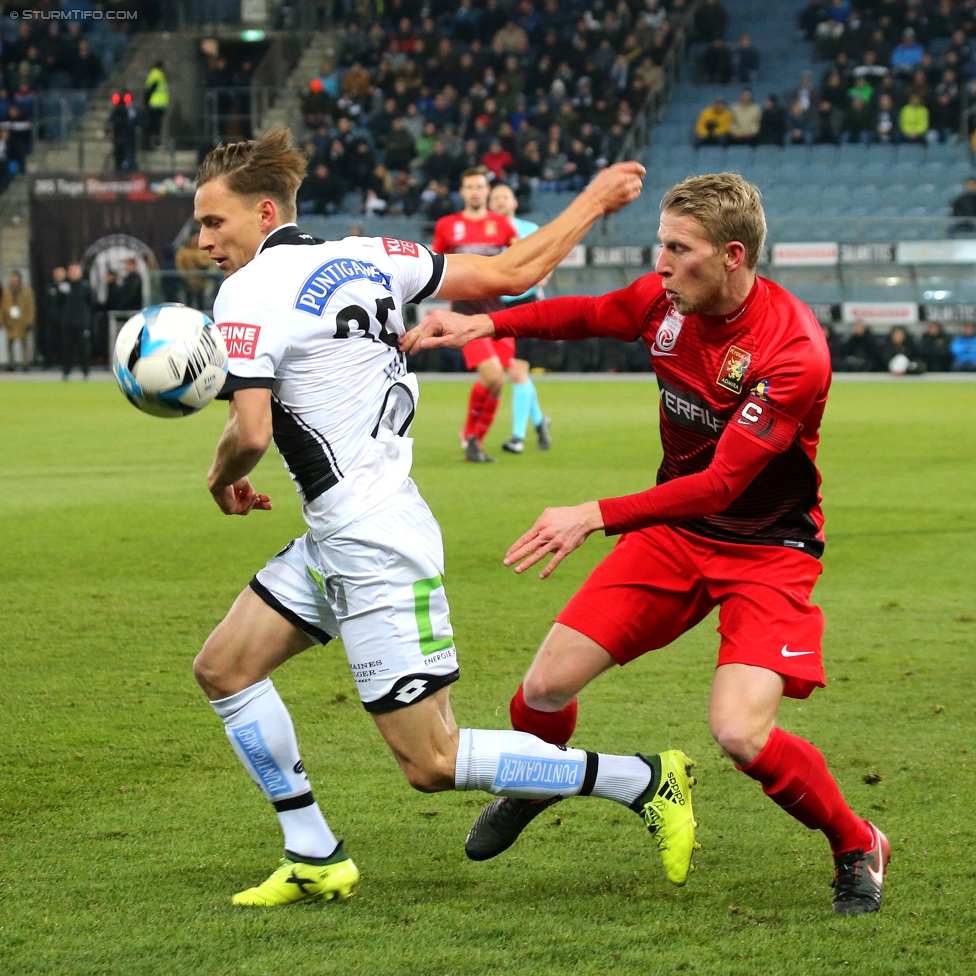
[214,224,446,539]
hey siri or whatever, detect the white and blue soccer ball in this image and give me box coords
[113,303,228,418]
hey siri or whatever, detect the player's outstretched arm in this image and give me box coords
[437,161,644,302]
[207,388,274,516]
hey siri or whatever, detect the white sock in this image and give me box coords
[455,729,652,806]
[211,679,339,860]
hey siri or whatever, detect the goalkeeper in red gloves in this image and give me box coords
[402,172,889,916]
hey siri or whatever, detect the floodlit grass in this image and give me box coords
[1,379,975,976]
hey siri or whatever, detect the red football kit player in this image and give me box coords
[404,174,890,915]
[432,167,518,462]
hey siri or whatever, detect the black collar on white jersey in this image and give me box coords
[257,223,325,254]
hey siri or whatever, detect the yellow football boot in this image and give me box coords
[232,846,360,906]
[633,750,700,886]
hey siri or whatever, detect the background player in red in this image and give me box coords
[404,173,890,916]
[431,166,518,463]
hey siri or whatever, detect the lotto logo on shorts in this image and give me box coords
[493,754,584,791]
[382,238,419,258]
[220,323,261,359]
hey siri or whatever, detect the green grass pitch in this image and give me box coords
[1,378,975,976]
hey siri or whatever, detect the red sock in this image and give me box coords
[463,382,492,442]
[472,389,500,444]
[510,683,578,745]
[738,727,873,855]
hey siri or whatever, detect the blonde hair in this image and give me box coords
[197,125,306,220]
[660,172,766,268]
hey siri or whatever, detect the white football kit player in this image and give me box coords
[214,224,457,712]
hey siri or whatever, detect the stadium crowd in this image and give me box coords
[0,12,134,187]
[294,0,687,218]
[823,319,976,373]
[696,0,976,147]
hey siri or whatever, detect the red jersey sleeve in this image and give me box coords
[431,218,451,255]
[489,274,664,342]
[599,423,774,535]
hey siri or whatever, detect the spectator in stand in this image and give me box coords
[814,98,842,143]
[423,140,456,186]
[482,139,514,181]
[61,264,93,381]
[301,79,336,131]
[786,99,815,145]
[1,271,34,372]
[695,98,731,146]
[4,104,31,172]
[117,258,143,312]
[701,38,732,84]
[106,93,140,172]
[694,0,728,43]
[852,50,888,84]
[174,232,215,309]
[882,327,924,374]
[143,61,168,150]
[929,90,958,144]
[899,93,930,144]
[841,95,874,144]
[891,29,925,77]
[384,117,415,172]
[73,39,103,90]
[756,94,787,145]
[821,70,848,111]
[951,322,976,370]
[423,180,455,224]
[789,70,819,113]
[846,75,874,105]
[875,93,897,143]
[298,162,345,215]
[821,322,844,369]
[919,322,953,372]
[950,177,976,233]
[729,89,761,145]
[732,34,760,83]
[839,320,882,372]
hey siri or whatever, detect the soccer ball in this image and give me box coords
[888,353,910,376]
[113,304,228,417]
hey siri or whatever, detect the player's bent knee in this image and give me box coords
[710,722,768,767]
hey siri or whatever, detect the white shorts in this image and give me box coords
[251,479,460,712]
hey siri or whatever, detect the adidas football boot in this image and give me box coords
[832,822,890,915]
[464,795,563,861]
[232,845,360,906]
[631,750,700,886]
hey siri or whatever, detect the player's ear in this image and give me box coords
[724,240,747,274]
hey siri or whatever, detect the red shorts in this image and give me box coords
[463,336,516,370]
[557,524,826,699]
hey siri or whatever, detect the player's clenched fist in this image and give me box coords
[584,161,645,216]
[505,501,605,579]
[399,309,494,354]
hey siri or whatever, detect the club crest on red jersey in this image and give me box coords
[717,345,751,393]
[651,308,684,357]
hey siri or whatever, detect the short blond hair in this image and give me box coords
[660,172,766,268]
[197,125,306,220]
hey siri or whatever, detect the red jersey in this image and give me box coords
[490,274,831,557]
[431,211,517,316]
